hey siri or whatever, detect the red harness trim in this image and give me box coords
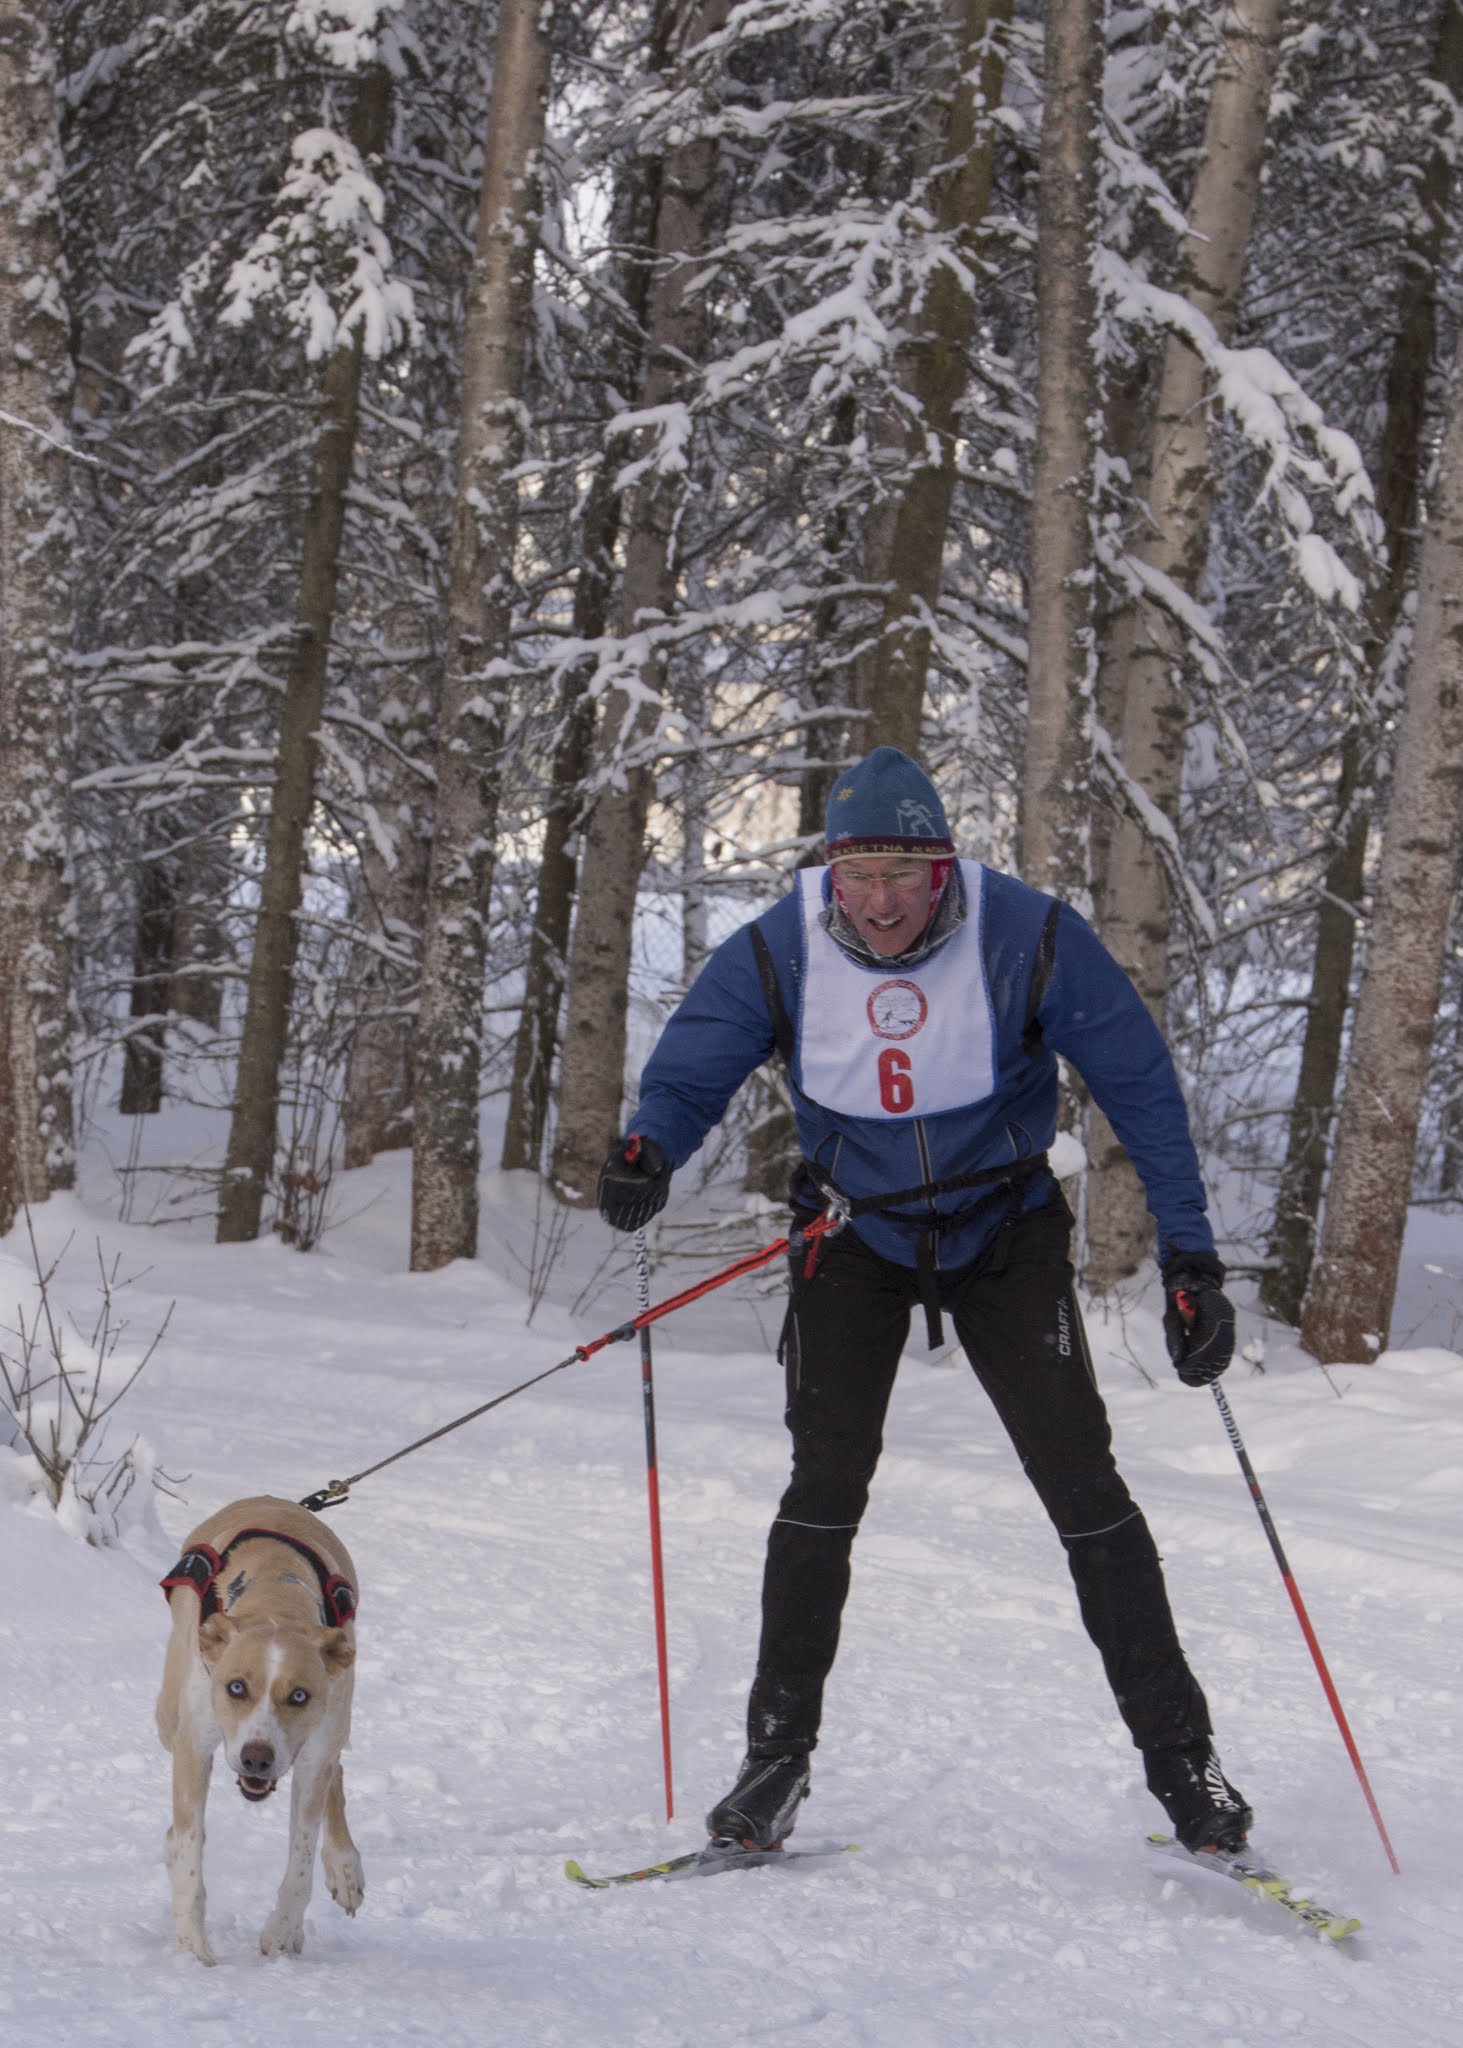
[160,1528,357,1626]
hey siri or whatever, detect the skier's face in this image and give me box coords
[831,856,942,956]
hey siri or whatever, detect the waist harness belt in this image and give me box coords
[801,1155,1051,1348]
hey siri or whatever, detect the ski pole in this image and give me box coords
[1210,1381,1401,1874]
[299,1212,844,1510]
[635,1225,675,1823]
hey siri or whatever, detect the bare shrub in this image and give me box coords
[0,1208,178,1544]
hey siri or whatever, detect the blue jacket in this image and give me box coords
[630,864,1216,1272]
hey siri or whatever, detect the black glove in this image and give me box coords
[1161,1254,1235,1387]
[596,1134,672,1232]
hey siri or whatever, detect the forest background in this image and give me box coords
[2,0,1462,1369]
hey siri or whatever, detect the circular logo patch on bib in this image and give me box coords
[867,979,928,1041]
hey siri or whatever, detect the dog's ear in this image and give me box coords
[317,1626,355,1673]
[197,1612,237,1662]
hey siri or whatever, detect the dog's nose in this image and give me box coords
[241,1740,275,1777]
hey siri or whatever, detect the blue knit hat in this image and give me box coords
[824,747,954,859]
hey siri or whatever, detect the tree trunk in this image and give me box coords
[1019,0,1101,906]
[1440,901,1463,1193]
[550,0,730,1205]
[341,797,431,1168]
[795,390,862,851]
[1261,0,1463,1323]
[496,665,599,1177]
[218,65,393,1244]
[1258,731,1367,1322]
[120,712,191,1117]
[119,851,175,1117]
[499,160,660,1176]
[1084,0,1283,1289]
[409,0,552,1269]
[1301,316,1463,1364]
[860,0,1011,756]
[169,830,227,1032]
[0,0,76,1232]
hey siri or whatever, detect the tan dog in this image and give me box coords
[155,1495,363,1963]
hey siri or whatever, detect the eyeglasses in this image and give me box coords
[832,862,932,897]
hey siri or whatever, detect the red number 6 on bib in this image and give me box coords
[877,1046,915,1114]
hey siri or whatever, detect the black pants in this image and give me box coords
[746,1197,1210,1760]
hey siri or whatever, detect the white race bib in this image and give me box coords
[792,862,998,1120]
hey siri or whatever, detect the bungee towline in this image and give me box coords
[298,1210,844,1513]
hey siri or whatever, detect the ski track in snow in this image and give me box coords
[2,1142,1462,2048]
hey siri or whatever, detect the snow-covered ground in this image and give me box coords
[2,1109,1461,2048]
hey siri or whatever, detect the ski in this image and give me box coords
[1146,1833,1361,1941]
[565,1838,859,1889]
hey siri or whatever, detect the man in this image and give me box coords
[597,746,1249,1857]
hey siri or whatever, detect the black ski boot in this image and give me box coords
[706,1752,811,1849]
[1145,1742,1252,1853]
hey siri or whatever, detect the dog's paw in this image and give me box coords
[176,1926,218,1968]
[259,1911,306,1958]
[325,1845,364,1917]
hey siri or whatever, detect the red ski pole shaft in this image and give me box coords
[575,1213,843,1363]
[303,1217,847,1512]
[626,1221,834,1334]
[635,1227,674,1823]
[1210,1382,1400,1874]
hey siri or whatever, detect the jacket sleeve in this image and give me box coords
[1037,904,1217,1265]
[627,916,782,1171]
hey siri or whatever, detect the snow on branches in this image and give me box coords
[1099,249,1380,609]
[284,0,405,72]
[221,125,415,361]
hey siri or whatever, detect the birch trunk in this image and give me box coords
[1019,0,1101,905]
[499,162,659,1176]
[217,65,392,1244]
[119,850,175,1117]
[341,586,435,1171]
[794,391,861,849]
[0,0,76,1231]
[1083,0,1283,1288]
[549,0,730,1205]
[120,709,192,1117]
[341,788,431,1168]
[169,828,226,1032]
[496,648,600,1178]
[409,0,551,1269]
[496,688,597,1177]
[1261,0,1463,1323]
[860,0,1011,757]
[1301,316,1463,1364]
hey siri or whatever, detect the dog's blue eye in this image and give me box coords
[287,1688,310,1707]
[226,1678,248,1699]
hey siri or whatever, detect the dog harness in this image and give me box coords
[160,1526,357,1627]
